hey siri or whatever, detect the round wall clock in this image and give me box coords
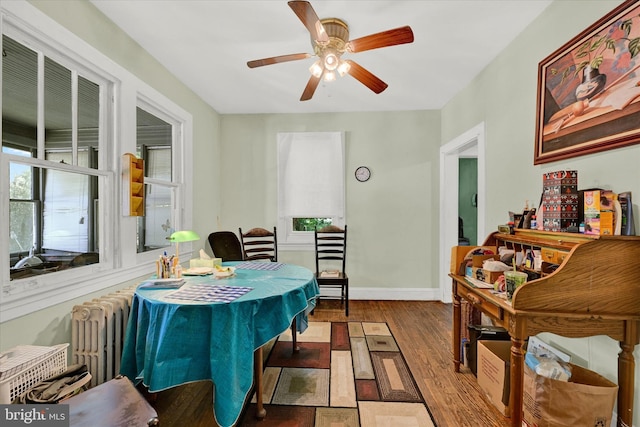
[355,166,371,182]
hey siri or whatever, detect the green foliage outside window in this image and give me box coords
[292,218,332,232]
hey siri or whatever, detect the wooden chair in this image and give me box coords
[64,375,159,427]
[207,231,243,261]
[314,225,348,316]
[239,227,277,262]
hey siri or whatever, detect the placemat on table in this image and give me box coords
[235,262,285,271]
[167,284,253,303]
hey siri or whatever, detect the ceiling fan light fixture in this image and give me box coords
[309,60,323,78]
[337,60,351,77]
[323,70,336,82]
[323,51,339,71]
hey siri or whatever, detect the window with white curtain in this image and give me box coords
[277,132,345,248]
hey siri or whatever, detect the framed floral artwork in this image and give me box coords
[534,0,640,164]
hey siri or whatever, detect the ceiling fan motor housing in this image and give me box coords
[313,18,349,55]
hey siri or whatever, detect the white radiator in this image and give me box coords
[71,287,135,387]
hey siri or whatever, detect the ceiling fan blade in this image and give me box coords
[288,1,329,43]
[345,60,388,94]
[300,74,321,101]
[247,53,311,68]
[348,26,414,53]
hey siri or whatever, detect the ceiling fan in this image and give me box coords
[247,1,414,101]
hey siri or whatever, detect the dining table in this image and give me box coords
[120,261,320,427]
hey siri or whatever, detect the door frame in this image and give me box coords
[439,122,486,303]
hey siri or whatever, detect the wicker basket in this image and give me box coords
[0,343,68,403]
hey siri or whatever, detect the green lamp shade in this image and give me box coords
[169,230,200,243]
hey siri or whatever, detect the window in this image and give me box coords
[3,32,105,279]
[277,132,345,248]
[7,147,36,258]
[135,106,175,253]
[1,3,192,322]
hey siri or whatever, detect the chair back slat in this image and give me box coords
[239,227,277,262]
[314,225,347,275]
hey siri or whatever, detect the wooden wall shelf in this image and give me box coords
[122,153,144,216]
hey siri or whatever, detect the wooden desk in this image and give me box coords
[451,230,640,427]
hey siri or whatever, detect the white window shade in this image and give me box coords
[278,132,345,219]
[42,168,90,252]
[146,146,171,181]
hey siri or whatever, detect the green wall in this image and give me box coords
[217,111,441,289]
[458,158,477,246]
[441,1,639,423]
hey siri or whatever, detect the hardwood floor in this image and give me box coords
[146,300,511,427]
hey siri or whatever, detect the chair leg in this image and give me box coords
[345,285,349,317]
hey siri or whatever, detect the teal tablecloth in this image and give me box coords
[120,262,319,427]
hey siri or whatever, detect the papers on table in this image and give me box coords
[138,278,185,290]
[464,276,494,289]
[182,267,214,276]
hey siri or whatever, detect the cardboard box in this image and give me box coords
[467,326,510,376]
[542,171,579,232]
[469,267,503,285]
[600,211,614,235]
[477,340,511,417]
[542,170,578,199]
[464,253,499,278]
[523,363,618,427]
[584,190,617,235]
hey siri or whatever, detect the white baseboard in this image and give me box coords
[346,287,441,301]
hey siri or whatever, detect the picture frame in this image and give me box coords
[534,0,640,164]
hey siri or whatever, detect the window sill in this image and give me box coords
[1,263,152,323]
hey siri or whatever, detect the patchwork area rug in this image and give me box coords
[238,322,436,427]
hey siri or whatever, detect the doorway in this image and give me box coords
[439,122,486,303]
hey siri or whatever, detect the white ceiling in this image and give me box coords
[90,0,552,115]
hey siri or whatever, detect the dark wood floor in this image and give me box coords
[145,300,511,427]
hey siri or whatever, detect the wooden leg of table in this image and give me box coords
[254,347,266,420]
[291,320,299,353]
[509,336,525,427]
[452,289,462,373]
[617,321,638,427]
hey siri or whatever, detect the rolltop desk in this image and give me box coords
[450,229,640,427]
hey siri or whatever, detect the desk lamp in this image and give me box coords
[168,230,200,264]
